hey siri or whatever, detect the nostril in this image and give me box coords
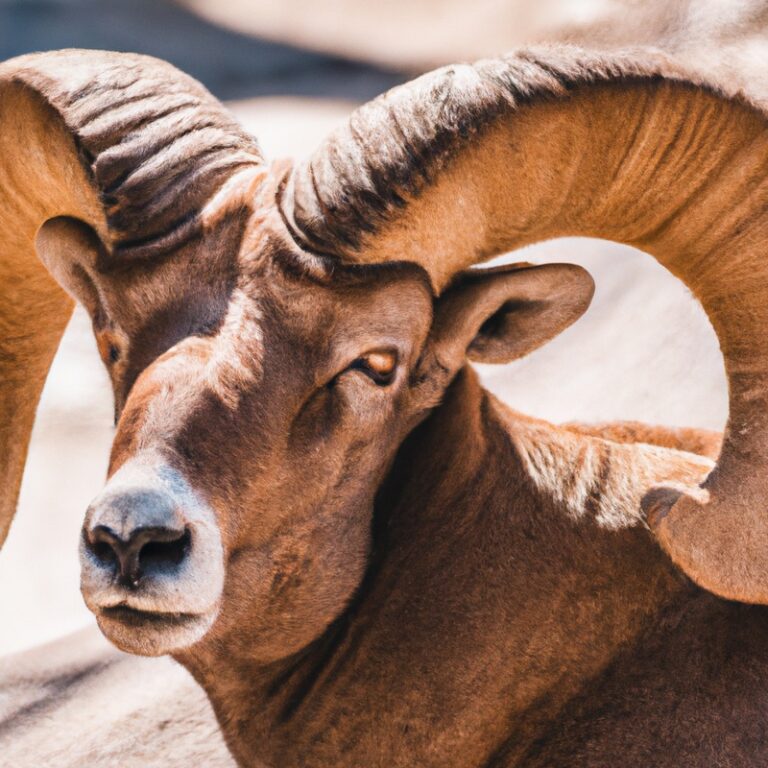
[138,528,191,572]
[86,525,121,569]
[92,539,118,567]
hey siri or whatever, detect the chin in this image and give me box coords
[95,605,217,656]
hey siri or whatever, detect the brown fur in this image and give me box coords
[178,368,724,767]
[3,48,768,767]
[563,421,723,461]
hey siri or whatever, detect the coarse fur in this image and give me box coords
[2,47,768,767]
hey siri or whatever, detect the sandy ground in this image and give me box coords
[0,627,234,767]
[0,97,727,659]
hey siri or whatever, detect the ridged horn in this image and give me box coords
[281,46,768,604]
[0,50,263,547]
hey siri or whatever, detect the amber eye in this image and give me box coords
[349,350,398,386]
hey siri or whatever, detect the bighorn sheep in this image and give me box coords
[2,47,768,766]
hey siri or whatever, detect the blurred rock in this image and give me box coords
[180,0,768,103]
[0,0,405,100]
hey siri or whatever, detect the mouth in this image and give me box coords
[100,604,201,628]
[94,603,216,656]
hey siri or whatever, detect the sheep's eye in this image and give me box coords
[349,350,398,386]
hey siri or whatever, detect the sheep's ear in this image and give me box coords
[36,217,109,325]
[428,263,594,370]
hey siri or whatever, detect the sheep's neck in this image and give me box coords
[181,369,693,767]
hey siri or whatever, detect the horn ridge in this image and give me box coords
[282,46,744,261]
[2,50,264,262]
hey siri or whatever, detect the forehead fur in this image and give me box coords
[262,228,437,296]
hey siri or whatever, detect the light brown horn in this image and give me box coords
[281,46,768,604]
[0,50,263,548]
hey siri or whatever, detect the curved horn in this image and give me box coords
[0,50,263,547]
[282,46,768,604]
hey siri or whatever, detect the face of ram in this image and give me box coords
[77,250,416,657]
[74,214,592,658]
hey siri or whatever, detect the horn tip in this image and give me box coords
[646,488,768,605]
